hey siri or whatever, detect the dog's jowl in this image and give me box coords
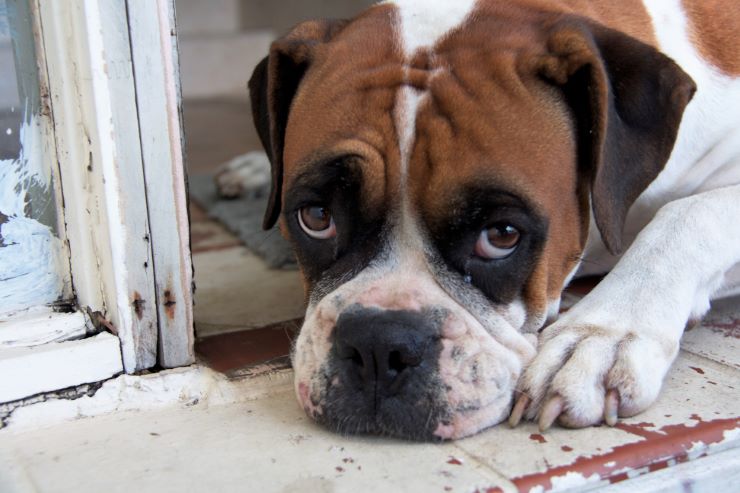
[243,0,740,439]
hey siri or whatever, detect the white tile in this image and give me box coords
[682,296,740,369]
[193,246,305,335]
[1,385,512,493]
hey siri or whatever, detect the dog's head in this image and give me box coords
[249,2,694,439]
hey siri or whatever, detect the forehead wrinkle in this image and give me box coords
[286,148,393,216]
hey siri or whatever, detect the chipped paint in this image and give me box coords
[549,471,601,491]
[510,417,740,491]
[0,114,66,316]
[703,317,740,338]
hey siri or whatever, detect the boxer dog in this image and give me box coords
[220,0,740,439]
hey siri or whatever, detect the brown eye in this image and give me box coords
[474,224,520,259]
[298,205,336,239]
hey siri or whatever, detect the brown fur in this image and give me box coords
[682,0,740,75]
[281,4,403,219]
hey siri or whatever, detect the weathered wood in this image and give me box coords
[0,331,122,402]
[39,0,159,372]
[126,0,194,368]
[0,310,87,348]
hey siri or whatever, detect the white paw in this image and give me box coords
[214,151,271,199]
[509,321,679,430]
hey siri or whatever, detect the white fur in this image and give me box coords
[523,1,740,426]
[389,0,478,55]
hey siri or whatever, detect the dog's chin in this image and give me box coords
[297,377,515,441]
[315,397,449,442]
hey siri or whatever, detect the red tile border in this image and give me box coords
[195,318,302,375]
[504,417,740,492]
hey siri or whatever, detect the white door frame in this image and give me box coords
[39,0,194,372]
[1,0,193,404]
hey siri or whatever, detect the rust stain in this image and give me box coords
[561,445,573,452]
[529,433,547,444]
[508,417,740,492]
[689,366,705,375]
[703,318,740,338]
[132,291,145,320]
[447,456,463,465]
[163,289,176,320]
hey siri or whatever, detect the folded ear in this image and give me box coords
[249,19,348,229]
[538,18,696,254]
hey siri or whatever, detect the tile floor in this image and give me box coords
[1,308,738,492]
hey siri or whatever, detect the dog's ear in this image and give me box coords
[538,19,696,254]
[249,19,348,229]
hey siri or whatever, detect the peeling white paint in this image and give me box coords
[549,471,602,491]
[0,114,65,316]
[4,365,293,431]
[705,427,740,456]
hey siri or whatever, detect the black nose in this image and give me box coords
[334,307,435,397]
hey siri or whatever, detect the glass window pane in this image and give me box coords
[0,0,69,316]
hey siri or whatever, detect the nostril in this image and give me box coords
[350,347,364,368]
[388,350,406,374]
[337,344,366,369]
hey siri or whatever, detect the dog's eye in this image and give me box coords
[474,223,520,259]
[298,205,336,239]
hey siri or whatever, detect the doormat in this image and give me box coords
[188,174,297,269]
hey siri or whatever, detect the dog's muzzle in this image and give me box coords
[318,306,447,438]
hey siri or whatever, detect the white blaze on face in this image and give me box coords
[390,0,478,187]
[391,0,479,55]
[390,0,480,253]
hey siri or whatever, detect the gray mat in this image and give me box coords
[189,174,297,269]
